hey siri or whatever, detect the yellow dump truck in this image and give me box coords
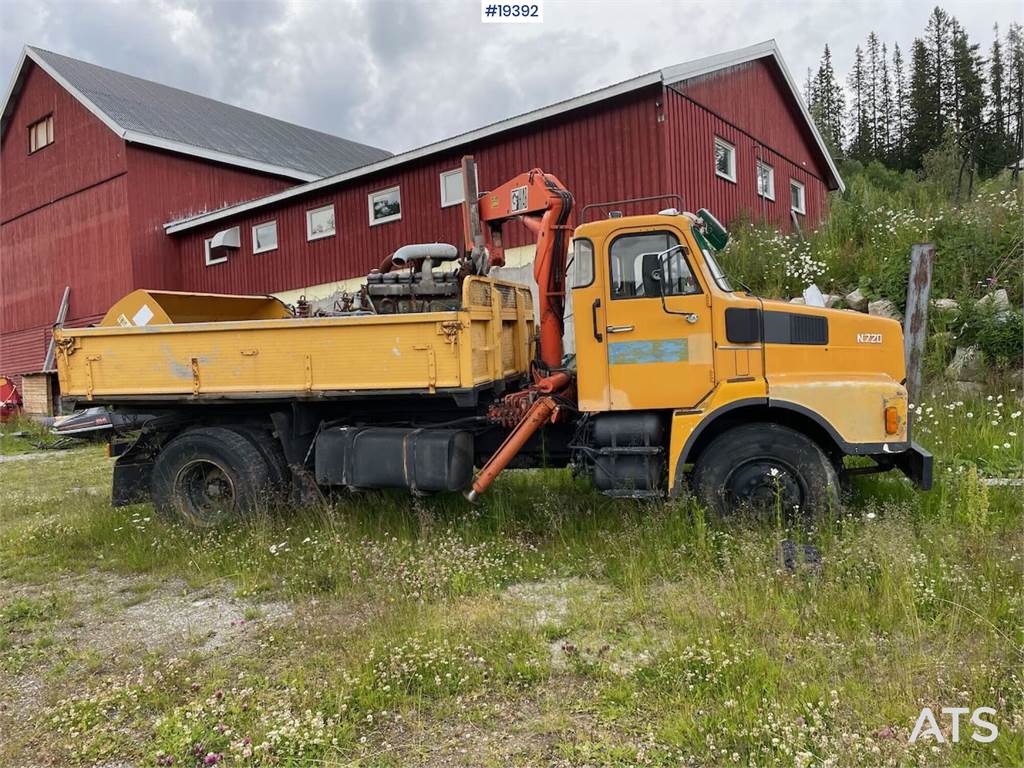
[55,166,931,525]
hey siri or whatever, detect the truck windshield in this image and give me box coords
[691,226,734,292]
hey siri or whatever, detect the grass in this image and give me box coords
[0,384,1021,767]
[0,414,66,455]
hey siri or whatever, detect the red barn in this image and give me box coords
[1,40,841,383]
[165,41,842,307]
[0,46,390,380]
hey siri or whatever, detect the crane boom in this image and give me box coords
[463,162,574,370]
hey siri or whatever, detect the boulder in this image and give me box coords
[789,297,806,305]
[978,289,1011,320]
[868,299,902,321]
[953,380,986,395]
[945,345,986,382]
[823,294,842,308]
[802,284,825,307]
[845,288,868,312]
[931,298,960,313]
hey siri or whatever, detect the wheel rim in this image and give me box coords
[723,458,805,514]
[174,459,236,526]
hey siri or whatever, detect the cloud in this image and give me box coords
[1,0,1018,155]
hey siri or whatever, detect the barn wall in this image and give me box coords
[0,176,131,335]
[0,62,127,223]
[661,88,828,232]
[172,89,666,296]
[0,313,105,385]
[125,146,296,291]
[671,59,833,183]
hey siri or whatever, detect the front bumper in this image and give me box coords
[889,441,934,490]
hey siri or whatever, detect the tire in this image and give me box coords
[151,426,273,527]
[691,422,840,517]
[233,425,292,498]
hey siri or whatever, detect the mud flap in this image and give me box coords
[890,441,933,490]
[112,457,153,506]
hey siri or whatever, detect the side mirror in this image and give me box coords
[641,252,663,297]
[696,208,729,251]
[643,246,690,319]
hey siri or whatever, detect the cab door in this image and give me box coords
[602,227,715,410]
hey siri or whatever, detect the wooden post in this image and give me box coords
[461,155,486,274]
[903,243,935,404]
[42,286,70,371]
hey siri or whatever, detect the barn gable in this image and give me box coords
[668,60,833,186]
[661,40,841,191]
[1,46,392,182]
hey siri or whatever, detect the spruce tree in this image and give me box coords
[847,45,872,162]
[989,25,1006,139]
[892,43,909,168]
[950,19,987,197]
[907,37,941,168]
[810,45,844,155]
[1007,22,1024,177]
[866,32,882,158]
[925,7,952,125]
[879,43,893,163]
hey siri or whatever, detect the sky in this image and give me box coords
[2,0,1021,155]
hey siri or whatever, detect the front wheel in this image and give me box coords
[691,423,840,517]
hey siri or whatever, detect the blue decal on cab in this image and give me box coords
[608,339,688,365]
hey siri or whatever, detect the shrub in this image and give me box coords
[716,165,1022,308]
[954,301,1024,369]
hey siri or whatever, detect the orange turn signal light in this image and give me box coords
[884,406,900,435]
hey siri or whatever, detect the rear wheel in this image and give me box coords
[233,425,292,498]
[691,423,840,516]
[152,427,272,526]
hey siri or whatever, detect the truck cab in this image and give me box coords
[566,210,932,510]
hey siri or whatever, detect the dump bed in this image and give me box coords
[55,277,535,405]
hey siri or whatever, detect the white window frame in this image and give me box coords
[204,237,226,266]
[790,179,806,215]
[756,160,775,201]
[714,137,736,183]
[368,185,402,226]
[252,220,278,254]
[439,166,480,208]
[306,204,336,241]
[29,115,53,153]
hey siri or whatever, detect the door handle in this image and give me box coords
[686,313,699,324]
[606,325,635,334]
[591,298,603,342]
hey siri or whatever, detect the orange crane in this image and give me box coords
[459,159,577,500]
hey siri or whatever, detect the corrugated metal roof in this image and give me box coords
[1,47,391,181]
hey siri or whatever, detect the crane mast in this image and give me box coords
[460,157,576,500]
[462,158,574,370]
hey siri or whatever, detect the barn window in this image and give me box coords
[204,238,226,266]
[204,226,239,266]
[306,205,336,240]
[440,166,479,208]
[440,169,465,207]
[252,221,278,253]
[28,115,53,153]
[369,186,402,226]
[790,180,806,215]
[756,161,775,200]
[714,138,735,182]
